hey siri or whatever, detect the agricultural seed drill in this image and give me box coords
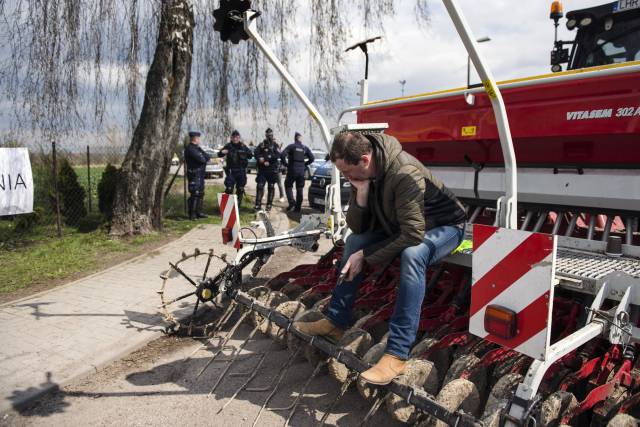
[159,1,640,425]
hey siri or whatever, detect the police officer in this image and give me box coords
[281,132,315,212]
[184,131,211,220]
[254,128,281,211]
[218,129,253,206]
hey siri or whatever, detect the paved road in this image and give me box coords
[0,217,284,413]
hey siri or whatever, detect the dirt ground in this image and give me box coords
[1,238,403,427]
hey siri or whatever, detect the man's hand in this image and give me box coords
[349,179,370,208]
[221,149,229,154]
[341,249,365,281]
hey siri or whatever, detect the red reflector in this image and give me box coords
[484,305,518,340]
[221,227,232,244]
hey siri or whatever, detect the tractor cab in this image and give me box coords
[550,0,640,71]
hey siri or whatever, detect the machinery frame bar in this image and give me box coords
[441,0,518,229]
[243,11,344,236]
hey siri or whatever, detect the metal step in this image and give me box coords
[556,249,640,282]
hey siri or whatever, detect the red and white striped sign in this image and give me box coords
[469,224,557,361]
[217,193,241,250]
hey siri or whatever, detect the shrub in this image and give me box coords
[77,212,104,233]
[98,163,120,221]
[13,207,44,233]
[57,158,87,225]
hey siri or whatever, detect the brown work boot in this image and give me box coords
[293,317,344,342]
[360,353,407,385]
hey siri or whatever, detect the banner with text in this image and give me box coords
[0,148,34,216]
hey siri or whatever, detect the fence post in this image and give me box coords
[164,161,182,199]
[86,145,92,213]
[52,141,62,238]
[183,165,188,216]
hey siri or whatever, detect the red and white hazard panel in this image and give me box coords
[217,193,241,250]
[469,224,557,361]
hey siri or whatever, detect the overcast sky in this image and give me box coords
[333,0,606,103]
[230,0,608,148]
[1,0,611,149]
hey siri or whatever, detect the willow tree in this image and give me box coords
[0,0,431,235]
[110,0,194,235]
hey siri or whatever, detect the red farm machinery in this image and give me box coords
[159,1,640,426]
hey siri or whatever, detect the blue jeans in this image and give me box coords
[326,225,464,359]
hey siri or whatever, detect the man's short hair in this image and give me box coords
[330,132,372,165]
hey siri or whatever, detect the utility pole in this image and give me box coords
[399,80,407,97]
[467,36,491,87]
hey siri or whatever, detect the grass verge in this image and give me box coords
[0,182,255,299]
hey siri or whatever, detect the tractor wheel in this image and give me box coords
[280,282,305,300]
[311,295,331,311]
[481,373,523,427]
[328,328,373,383]
[353,313,374,330]
[366,320,389,343]
[410,337,437,357]
[538,391,578,427]
[385,359,439,424]
[244,287,287,327]
[263,301,307,346]
[608,414,639,427]
[443,354,485,386]
[418,378,480,427]
[286,309,322,353]
[357,342,387,400]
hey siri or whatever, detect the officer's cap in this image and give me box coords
[294,132,302,139]
[231,129,241,137]
[188,131,201,138]
[265,128,273,135]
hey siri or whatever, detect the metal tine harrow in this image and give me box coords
[227,290,481,427]
[159,246,483,426]
[315,371,358,427]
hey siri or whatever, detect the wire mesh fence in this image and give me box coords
[0,140,191,250]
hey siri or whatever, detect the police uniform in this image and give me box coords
[218,130,253,205]
[184,131,211,220]
[281,132,315,212]
[254,132,281,211]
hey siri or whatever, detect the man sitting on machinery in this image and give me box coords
[294,131,467,385]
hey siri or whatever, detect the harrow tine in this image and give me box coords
[251,347,302,427]
[196,310,250,379]
[217,353,267,414]
[207,301,238,337]
[208,323,262,395]
[169,262,200,288]
[315,372,357,427]
[187,298,200,335]
[357,391,392,427]
[181,303,237,363]
[158,291,196,308]
[202,250,214,280]
[281,360,328,427]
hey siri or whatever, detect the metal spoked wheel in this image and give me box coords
[158,248,231,335]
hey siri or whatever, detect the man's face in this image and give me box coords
[334,153,373,182]
[231,135,240,143]
[191,136,200,145]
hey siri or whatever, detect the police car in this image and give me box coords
[203,147,224,179]
[307,160,350,211]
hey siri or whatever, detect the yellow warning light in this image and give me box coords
[550,1,564,21]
